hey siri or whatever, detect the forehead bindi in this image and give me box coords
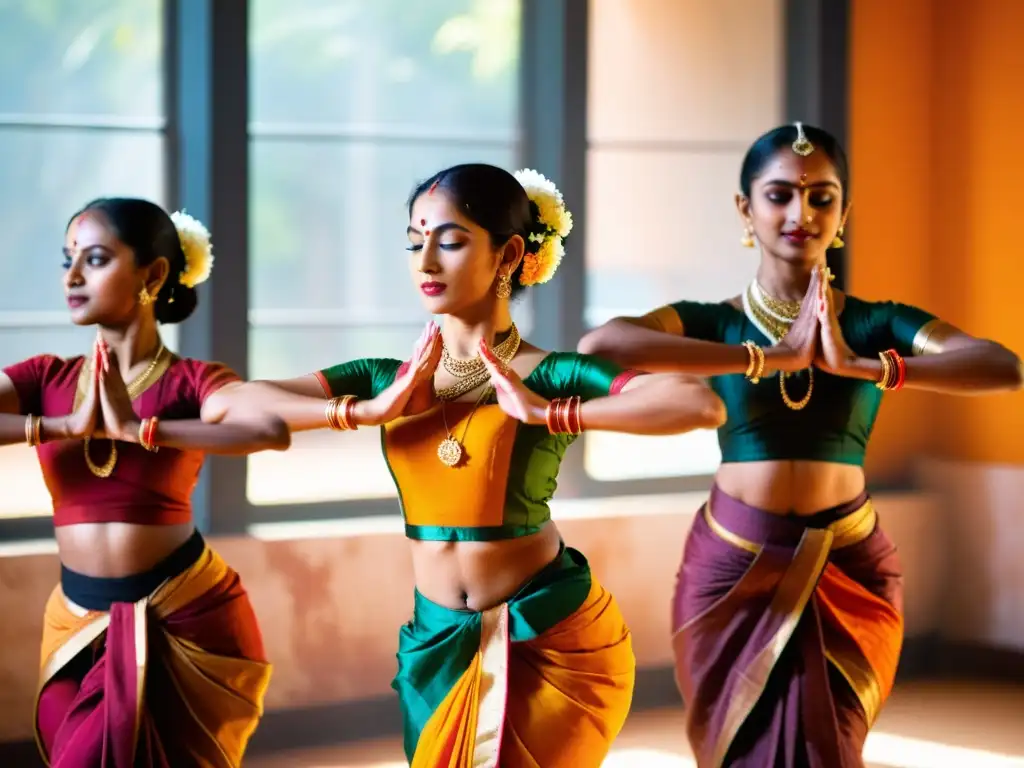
[411,193,468,231]
[765,151,839,186]
[66,213,114,249]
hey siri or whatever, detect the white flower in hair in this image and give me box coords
[513,168,574,285]
[170,210,214,288]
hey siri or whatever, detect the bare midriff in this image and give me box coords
[55,521,196,578]
[409,523,563,612]
[715,460,866,516]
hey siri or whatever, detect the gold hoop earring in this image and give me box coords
[138,286,154,306]
[495,272,512,299]
[740,226,755,249]
[830,226,845,249]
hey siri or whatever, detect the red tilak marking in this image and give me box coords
[428,180,440,195]
[425,230,431,236]
[420,219,426,226]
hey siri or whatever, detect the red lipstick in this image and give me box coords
[421,282,447,297]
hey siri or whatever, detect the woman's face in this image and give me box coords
[407,190,522,316]
[738,148,847,266]
[62,213,165,327]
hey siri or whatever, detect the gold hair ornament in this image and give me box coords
[792,121,815,157]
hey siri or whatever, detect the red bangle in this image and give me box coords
[545,399,560,435]
[139,417,159,452]
[546,398,570,435]
[884,349,907,391]
[545,397,584,435]
[895,351,907,390]
[567,396,583,435]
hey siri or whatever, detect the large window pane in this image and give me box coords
[248,0,522,507]
[0,0,162,120]
[249,141,516,316]
[250,0,518,133]
[0,130,164,311]
[583,0,782,482]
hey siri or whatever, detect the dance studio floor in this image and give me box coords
[249,680,1024,767]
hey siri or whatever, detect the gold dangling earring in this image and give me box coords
[495,272,512,299]
[830,226,845,249]
[138,286,154,306]
[740,226,755,249]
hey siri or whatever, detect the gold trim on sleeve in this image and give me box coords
[644,305,684,336]
[911,318,959,356]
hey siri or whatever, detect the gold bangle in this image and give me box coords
[33,416,42,446]
[742,341,764,384]
[325,396,357,431]
[745,341,763,383]
[876,351,893,391]
[25,415,33,446]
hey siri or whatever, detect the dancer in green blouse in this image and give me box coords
[222,163,726,767]
[578,123,1023,767]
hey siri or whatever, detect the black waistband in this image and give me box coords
[60,529,205,611]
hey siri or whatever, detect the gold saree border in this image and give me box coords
[35,606,111,767]
[711,528,834,768]
[472,603,510,767]
[704,498,877,553]
[825,646,883,728]
[33,546,271,768]
[133,597,149,763]
[700,498,881,766]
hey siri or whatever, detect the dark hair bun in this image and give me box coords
[155,284,198,325]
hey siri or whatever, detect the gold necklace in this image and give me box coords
[83,343,167,478]
[779,370,813,410]
[436,326,521,402]
[441,323,520,379]
[754,282,801,320]
[437,385,492,467]
[744,284,813,411]
[745,284,790,342]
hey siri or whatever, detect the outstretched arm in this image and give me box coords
[817,289,1022,395]
[478,345,726,436]
[578,269,824,377]
[841,322,1022,394]
[574,372,726,435]
[208,375,343,434]
[123,381,292,455]
[577,311,753,376]
[93,349,292,455]
[212,322,443,432]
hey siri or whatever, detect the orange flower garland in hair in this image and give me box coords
[513,169,574,286]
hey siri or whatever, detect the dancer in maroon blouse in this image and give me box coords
[0,198,288,767]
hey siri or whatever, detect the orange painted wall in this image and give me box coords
[850,0,1024,477]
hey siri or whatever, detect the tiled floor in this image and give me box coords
[248,680,1024,767]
